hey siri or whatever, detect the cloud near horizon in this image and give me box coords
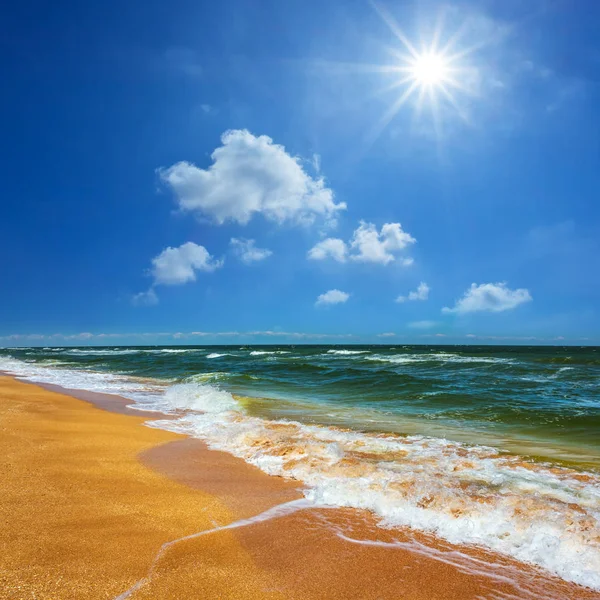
[158,129,346,226]
[308,221,416,265]
[442,282,532,314]
[315,289,350,307]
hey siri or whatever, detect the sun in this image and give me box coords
[409,53,450,86]
[359,2,480,141]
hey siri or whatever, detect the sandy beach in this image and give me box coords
[1,375,598,600]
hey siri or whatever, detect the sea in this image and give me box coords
[1,344,599,591]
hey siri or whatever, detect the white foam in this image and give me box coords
[326,350,370,356]
[250,351,276,356]
[206,353,231,359]
[0,356,165,402]
[366,353,513,365]
[140,383,239,414]
[146,401,600,591]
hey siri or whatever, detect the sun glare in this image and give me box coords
[410,53,450,86]
[359,2,481,142]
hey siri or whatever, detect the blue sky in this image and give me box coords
[1,0,599,346]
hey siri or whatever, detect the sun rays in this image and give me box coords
[363,2,480,141]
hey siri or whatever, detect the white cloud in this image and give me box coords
[397,282,430,303]
[131,288,159,306]
[350,221,415,264]
[308,221,415,266]
[158,129,345,226]
[408,320,437,329]
[315,289,350,307]
[442,282,532,314]
[377,332,396,337]
[230,238,272,264]
[151,242,223,286]
[307,238,347,262]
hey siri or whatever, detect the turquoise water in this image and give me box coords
[2,344,600,589]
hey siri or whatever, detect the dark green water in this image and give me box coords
[1,344,599,468]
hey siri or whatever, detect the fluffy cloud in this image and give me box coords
[315,289,350,307]
[442,282,532,314]
[396,282,430,303]
[158,129,345,226]
[230,238,272,264]
[151,242,223,285]
[350,222,415,264]
[308,221,416,265]
[307,238,348,262]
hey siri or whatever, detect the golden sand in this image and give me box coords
[2,376,599,599]
[0,377,292,599]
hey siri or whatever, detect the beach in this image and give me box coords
[1,374,599,599]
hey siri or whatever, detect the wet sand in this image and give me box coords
[1,376,598,599]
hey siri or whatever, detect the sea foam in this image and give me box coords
[146,382,600,592]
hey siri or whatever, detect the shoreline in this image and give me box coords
[1,375,599,599]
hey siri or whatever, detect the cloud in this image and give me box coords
[397,282,429,303]
[133,242,222,305]
[442,282,532,314]
[315,289,350,307]
[131,288,158,306]
[377,332,396,337]
[308,221,416,266]
[307,238,347,262]
[350,221,415,264]
[408,320,437,329]
[158,129,346,226]
[230,238,272,264]
[151,242,223,286]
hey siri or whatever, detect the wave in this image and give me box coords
[144,384,600,591]
[206,353,232,359]
[365,353,513,365]
[65,349,142,356]
[326,350,370,356]
[0,356,166,401]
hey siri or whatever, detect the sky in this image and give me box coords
[1,0,599,346]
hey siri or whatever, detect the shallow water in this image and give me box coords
[1,344,599,589]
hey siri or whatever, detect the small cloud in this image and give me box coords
[133,242,223,304]
[443,282,532,314]
[307,238,347,262]
[350,221,416,265]
[377,332,396,337]
[396,282,429,303]
[200,104,213,114]
[308,221,415,266]
[312,153,321,174]
[132,288,159,306]
[315,289,350,307]
[151,242,223,285]
[230,238,272,264]
[158,129,345,227]
[408,320,437,329]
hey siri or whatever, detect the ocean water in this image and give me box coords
[1,344,599,590]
